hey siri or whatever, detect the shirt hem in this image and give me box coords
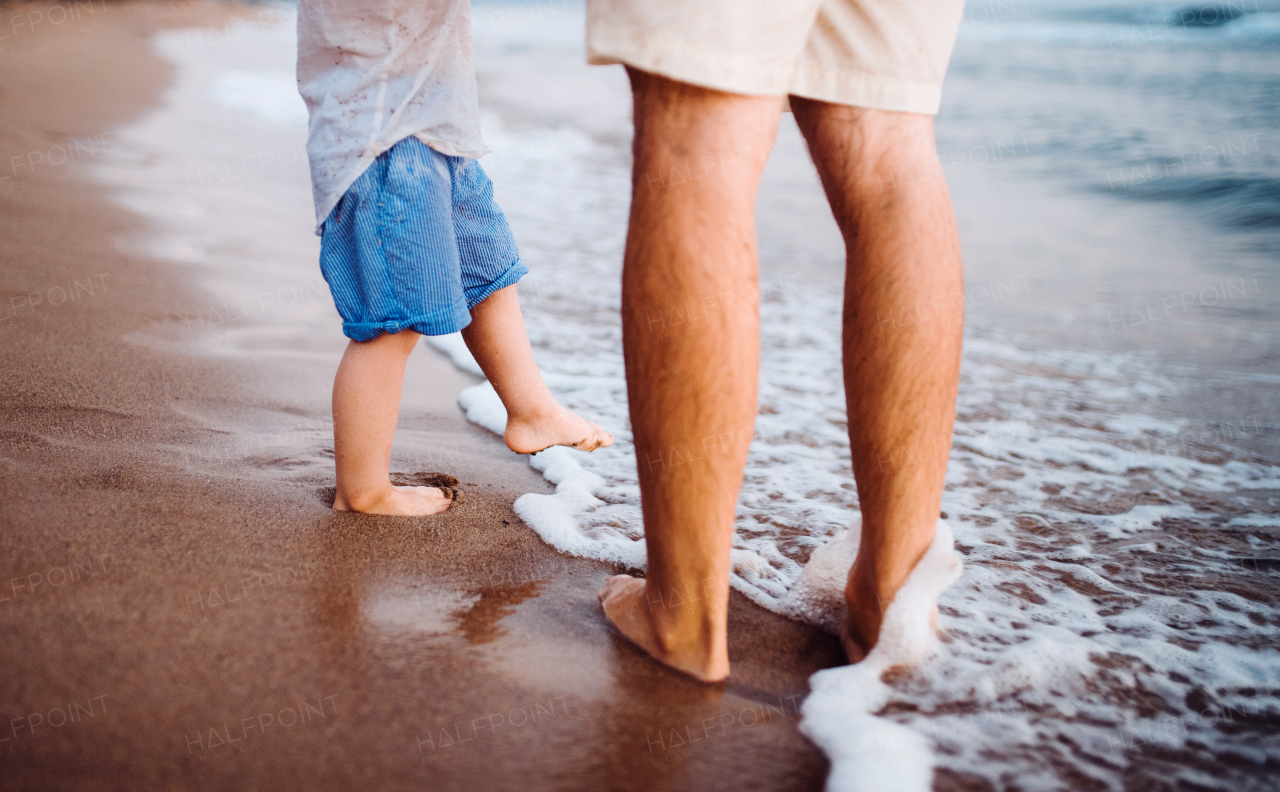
[312,133,491,236]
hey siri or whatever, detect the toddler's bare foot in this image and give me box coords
[597,574,729,683]
[505,404,613,455]
[334,484,453,516]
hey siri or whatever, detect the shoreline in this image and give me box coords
[0,3,839,790]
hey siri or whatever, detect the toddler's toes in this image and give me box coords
[572,422,613,452]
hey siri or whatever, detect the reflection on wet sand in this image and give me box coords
[449,580,547,644]
[302,495,834,790]
[356,576,549,645]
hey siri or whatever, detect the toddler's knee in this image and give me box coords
[380,329,422,355]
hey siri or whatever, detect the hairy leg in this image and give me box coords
[597,69,782,682]
[791,99,963,660]
[460,284,612,454]
[332,330,453,516]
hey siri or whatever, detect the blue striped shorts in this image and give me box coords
[318,136,527,341]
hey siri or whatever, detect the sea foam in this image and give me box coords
[437,100,1280,785]
[456,15,1280,785]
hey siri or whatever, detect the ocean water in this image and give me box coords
[95,1,1280,789]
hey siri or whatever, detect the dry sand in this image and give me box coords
[0,2,841,789]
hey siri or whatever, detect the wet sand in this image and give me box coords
[0,2,841,789]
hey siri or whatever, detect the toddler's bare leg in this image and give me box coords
[332,330,453,515]
[461,285,613,454]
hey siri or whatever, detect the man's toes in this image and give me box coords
[598,574,638,604]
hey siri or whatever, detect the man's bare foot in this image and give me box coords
[597,574,729,683]
[505,404,613,455]
[842,578,939,665]
[840,620,870,665]
[333,484,453,516]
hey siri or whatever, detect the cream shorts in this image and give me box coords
[586,0,966,115]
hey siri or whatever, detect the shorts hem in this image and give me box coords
[342,300,473,341]
[789,65,942,115]
[464,257,528,310]
[587,39,794,97]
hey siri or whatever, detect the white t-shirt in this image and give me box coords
[296,0,488,233]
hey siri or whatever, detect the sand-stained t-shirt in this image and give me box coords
[297,0,488,233]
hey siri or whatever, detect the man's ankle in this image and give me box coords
[846,533,934,617]
[846,564,889,611]
[647,588,726,659]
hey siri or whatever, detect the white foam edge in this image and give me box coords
[798,518,964,792]
[449,348,966,790]
[455,379,646,569]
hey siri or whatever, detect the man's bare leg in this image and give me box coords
[791,99,964,661]
[333,330,453,516]
[461,285,612,454]
[596,69,782,682]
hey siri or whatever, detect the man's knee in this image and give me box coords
[795,99,937,163]
[629,72,781,196]
[815,110,941,196]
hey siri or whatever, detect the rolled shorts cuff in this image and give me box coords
[789,65,943,115]
[464,257,528,311]
[342,299,472,341]
[343,255,529,340]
